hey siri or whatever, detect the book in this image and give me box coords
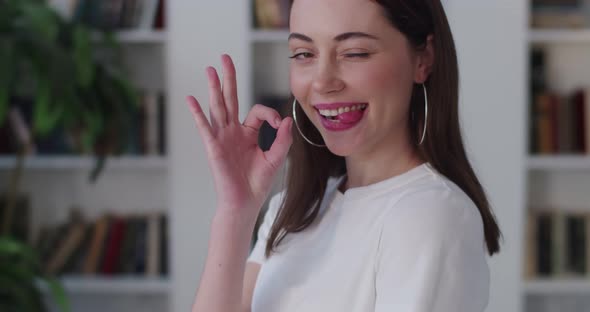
[565,214,586,275]
[83,215,111,274]
[46,221,87,275]
[100,216,127,274]
[145,213,161,277]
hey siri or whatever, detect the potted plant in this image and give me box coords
[0,0,138,236]
[0,236,70,312]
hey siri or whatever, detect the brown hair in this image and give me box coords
[265,0,501,257]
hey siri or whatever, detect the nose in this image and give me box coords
[311,58,345,94]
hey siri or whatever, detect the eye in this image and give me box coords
[289,52,314,60]
[344,52,370,59]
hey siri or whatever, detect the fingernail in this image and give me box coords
[275,118,281,127]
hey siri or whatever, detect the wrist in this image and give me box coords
[212,207,259,231]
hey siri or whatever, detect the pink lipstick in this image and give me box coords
[314,102,368,131]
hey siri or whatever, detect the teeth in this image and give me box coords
[318,104,367,117]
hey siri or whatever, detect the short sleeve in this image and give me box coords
[247,191,284,264]
[374,187,490,312]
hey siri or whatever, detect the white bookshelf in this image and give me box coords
[525,279,590,295]
[529,29,590,44]
[0,156,168,170]
[527,156,590,170]
[114,30,167,43]
[39,276,170,294]
[92,30,167,44]
[524,6,590,310]
[3,10,172,312]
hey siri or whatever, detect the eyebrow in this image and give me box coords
[288,32,379,42]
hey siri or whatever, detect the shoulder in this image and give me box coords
[265,190,287,219]
[381,170,485,249]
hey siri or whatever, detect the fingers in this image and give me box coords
[221,54,239,124]
[243,104,282,131]
[206,67,227,130]
[265,117,293,169]
[186,96,214,145]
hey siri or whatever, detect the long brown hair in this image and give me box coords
[265,0,501,257]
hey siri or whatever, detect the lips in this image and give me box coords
[313,102,368,131]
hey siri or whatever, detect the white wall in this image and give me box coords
[168,1,527,312]
[444,1,527,311]
[167,1,250,311]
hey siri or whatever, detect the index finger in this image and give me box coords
[221,54,239,124]
[186,96,214,145]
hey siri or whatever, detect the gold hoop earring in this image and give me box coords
[292,98,326,148]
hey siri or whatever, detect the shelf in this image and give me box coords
[93,30,167,44]
[524,279,590,295]
[529,29,590,44]
[527,155,590,171]
[39,276,170,294]
[0,155,168,170]
[250,29,289,43]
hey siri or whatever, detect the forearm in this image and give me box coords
[192,208,258,312]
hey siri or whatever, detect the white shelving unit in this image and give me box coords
[92,30,167,44]
[529,29,590,44]
[525,279,590,295]
[524,5,590,311]
[1,25,170,311]
[527,156,590,171]
[0,156,168,170]
[39,276,170,294]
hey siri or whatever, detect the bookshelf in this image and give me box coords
[527,156,590,171]
[92,30,167,44]
[524,1,590,311]
[39,276,170,294]
[0,1,170,312]
[530,29,590,44]
[0,156,167,170]
[525,279,590,295]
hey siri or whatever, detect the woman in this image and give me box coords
[188,0,501,311]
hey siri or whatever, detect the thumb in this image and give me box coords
[264,117,293,169]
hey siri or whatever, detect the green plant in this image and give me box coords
[0,4,139,309]
[0,0,138,234]
[0,236,70,312]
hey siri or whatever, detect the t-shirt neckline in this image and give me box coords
[331,162,431,201]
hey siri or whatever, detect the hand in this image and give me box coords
[187,54,293,217]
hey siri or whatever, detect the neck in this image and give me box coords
[341,133,423,192]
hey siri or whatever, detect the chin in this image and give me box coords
[323,139,359,157]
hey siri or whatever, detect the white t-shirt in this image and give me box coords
[247,162,490,312]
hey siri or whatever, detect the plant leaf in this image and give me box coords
[0,237,40,269]
[33,78,63,137]
[20,2,59,43]
[73,25,93,88]
[38,277,70,312]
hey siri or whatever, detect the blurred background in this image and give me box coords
[0,0,589,311]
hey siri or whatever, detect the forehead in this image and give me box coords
[290,0,390,35]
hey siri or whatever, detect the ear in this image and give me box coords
[414,34,435,84]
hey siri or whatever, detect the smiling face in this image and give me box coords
[289,0,421,157]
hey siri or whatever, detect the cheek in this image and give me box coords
[350,59,412,96]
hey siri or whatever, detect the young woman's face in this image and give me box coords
[289,0,419,157]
